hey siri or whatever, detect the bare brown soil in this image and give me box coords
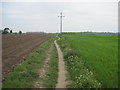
[2,34,51,80]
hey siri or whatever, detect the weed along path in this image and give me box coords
[54,40,68,88]
[35,44,53,88]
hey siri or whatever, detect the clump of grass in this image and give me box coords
[3,39,53,88]
[57,36,101,88]
[43,43,58,88]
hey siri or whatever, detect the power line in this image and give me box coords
[58,12,65,34]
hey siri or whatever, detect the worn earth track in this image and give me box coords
[54,40,69,88]
[35,40,70,88]
[35,44,53,88]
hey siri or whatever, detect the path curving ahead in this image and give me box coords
[54,40,68,88]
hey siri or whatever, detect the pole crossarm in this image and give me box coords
[58,12,65,17]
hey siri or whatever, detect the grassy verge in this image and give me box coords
[60,34,118,88]
[43,43,58,88]
[57,35,101,88]
[3,38,53,88]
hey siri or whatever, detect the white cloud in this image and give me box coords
[0,2,2,29]
[2,2,118,33]
[1,0,119,2]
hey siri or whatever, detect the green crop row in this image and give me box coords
[59,35,118,88]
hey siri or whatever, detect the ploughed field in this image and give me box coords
[2,34,51,79]
[63,35,118,88]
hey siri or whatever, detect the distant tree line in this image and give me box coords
[1,28,22,34]
[61,32,118,35]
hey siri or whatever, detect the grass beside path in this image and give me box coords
[3,38,53,88]
[42,43,58,88]
[61,35,118,88]
[57,35,101,88]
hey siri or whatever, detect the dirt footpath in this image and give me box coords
[54,40,69,88]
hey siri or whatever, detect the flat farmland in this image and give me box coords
[62,35,118,88]
[2,34,51,79]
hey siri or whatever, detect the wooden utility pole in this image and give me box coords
[58,12,65,34]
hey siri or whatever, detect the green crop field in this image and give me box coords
[62,35,118,88]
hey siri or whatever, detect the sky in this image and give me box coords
[0,0,119,33]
